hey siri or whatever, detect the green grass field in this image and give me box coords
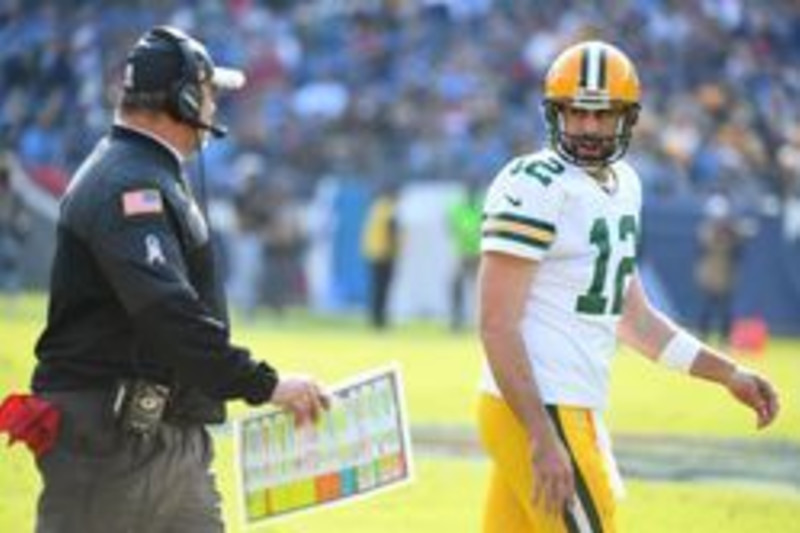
[1,294,799,532]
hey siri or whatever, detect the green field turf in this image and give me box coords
[1,294,799,531]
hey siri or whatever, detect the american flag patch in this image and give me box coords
[122,189,163,216]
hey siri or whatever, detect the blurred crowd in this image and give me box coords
[3,0,800,313]
[4,0,800,199]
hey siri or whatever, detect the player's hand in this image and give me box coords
[531,433,575,515]
[726,367,780,429]
[270,375,331,425]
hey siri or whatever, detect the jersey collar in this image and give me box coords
[549,148,620,194]
[112,120,185,166]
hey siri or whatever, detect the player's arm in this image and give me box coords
[617,274,780,429]
[478,251,574,513]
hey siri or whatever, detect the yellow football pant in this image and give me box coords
[478,393,616,533]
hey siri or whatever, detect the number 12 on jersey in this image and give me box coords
[576,215,637,316]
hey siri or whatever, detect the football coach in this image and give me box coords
[27,26,328,533]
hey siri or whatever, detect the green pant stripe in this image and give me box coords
[545,405,604,533]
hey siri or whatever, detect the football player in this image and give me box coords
[477,40,780,533]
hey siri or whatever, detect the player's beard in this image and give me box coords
[563,133,616,165]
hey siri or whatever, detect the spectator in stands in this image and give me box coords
[777,140,800,243]
[229,153,271,318]
[447,178,483,331]
[361,181,399,329]
[262,172,307,315]
[0,152,29,298]
[4,1,800,207]
[695,194,746,345]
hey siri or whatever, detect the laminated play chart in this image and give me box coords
[233,364,413,526]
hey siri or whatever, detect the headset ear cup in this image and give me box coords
[147,26,202,126]
[176,82,202,124]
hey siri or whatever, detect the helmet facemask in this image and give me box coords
[543,99,639,169]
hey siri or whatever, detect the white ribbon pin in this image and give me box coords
[145,234,166,266]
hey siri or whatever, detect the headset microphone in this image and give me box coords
[198,120,228,138]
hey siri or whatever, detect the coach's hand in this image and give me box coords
[271,375,331,425]
[531,432,575,515]
[726,367,780,429]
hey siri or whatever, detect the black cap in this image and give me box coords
[123,26,245,95]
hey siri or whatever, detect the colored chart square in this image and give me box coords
[378,455,398,483]
[269,485,294,513]
[245,489,268,520]
[315,473,342,501]
[357,463,377,491]
[288,479,317,509]
[340,467,358,496]
[393,452,406,477]
[264,490,275,517]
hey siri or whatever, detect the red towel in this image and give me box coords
[0,394,61,457]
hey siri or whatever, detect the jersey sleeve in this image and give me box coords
[86,185,277,405]
[481,155,565,261]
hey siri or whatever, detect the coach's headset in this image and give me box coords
[126,26,241,138]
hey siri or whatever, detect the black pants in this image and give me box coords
[369,260,394,329]
[450,257,478,331]
[35,390,224,533]
[698,291,733,343]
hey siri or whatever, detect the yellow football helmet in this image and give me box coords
[543,40,641,167]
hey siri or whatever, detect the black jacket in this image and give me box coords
[33,126,278,423]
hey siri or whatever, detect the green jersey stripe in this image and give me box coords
[483,212,556,233]
[483,230,550,250]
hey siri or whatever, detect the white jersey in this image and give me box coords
[480,148,642,410]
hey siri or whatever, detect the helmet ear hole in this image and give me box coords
[542,101,559,152]
[542,101,558,129]
[626,105,640,128]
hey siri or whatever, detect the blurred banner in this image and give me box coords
[233,365,413,527]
